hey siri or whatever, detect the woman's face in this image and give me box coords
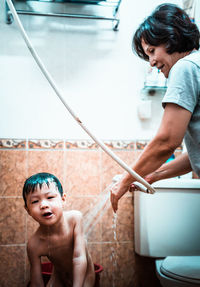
[141,38,186,78]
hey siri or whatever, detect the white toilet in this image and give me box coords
[134,178,200,287]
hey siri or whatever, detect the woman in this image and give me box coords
[110,3,200,213]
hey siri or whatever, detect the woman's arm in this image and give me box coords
[72,211,87,287]
[110,103,192,212]
[144,152,192,184]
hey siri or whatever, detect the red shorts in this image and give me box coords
[27,262,103,287]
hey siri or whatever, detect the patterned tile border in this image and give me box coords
[136,140,148,150]
[136,140,183,151]
[104,140,136,150]
[0,139,183,151]
[65,140,98,149]
[66,140,136,150]
[0,139,26,149]
[28,139,64,149]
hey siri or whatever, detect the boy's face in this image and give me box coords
[25,181,66,226]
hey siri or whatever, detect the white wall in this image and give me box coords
[0,0,182,140]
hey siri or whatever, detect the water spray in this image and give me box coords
[6,0,156,194]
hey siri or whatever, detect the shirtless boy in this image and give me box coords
[23,172,95,287]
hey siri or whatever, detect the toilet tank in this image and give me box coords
[134,178,200,257]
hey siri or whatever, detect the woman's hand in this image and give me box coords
[143,172,158,184]
[110,178,132,213]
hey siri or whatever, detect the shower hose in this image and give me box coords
[5,0,156,194]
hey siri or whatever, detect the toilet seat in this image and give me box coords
[160,256,200,284]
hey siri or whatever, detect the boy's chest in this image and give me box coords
[41,233,74,259]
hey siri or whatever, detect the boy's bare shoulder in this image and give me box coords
[27,231,39,254]
[64,210,83,222]
[27,228,45,255]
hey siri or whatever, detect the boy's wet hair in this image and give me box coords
[133,3,200,61]
[23,172,63,207]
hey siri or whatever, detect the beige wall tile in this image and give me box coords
[102,196,134,242]
[101,150,138,191]
[0,198,26,244]
[101,242,135,287]
[65,150,101,196]
[0,245,25,287]
[27,150,64,185]
[0,150,27,196]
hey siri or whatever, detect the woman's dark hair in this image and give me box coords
[23,172,63,207]
[133,3,200,61]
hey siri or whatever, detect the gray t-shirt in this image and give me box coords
[162,50,200,176]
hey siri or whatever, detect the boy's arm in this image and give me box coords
[72,211,87,287]
[27,239,44,287]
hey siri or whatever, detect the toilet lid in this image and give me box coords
[161,256,200,284]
